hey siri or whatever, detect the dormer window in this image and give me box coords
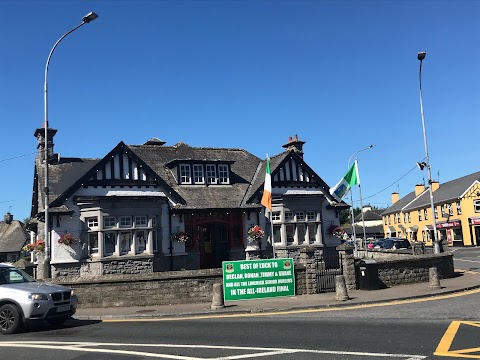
[180,164,192,184]
[218,164,230,184]
[193,164,204,184]
[206,165,217,184]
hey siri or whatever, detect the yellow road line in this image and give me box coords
[434,321,480,359]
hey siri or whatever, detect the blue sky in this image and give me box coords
[1,0,479,222]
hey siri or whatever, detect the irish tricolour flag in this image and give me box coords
[329,160,360,201]
[261,157,272,211]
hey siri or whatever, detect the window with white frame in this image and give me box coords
[296,212,305,221]
[119,216,132,228]
[218,164,229,184]
[179,164,192,184]
[475,200,480,213]
[87,217,98,229]
[307,224,317,244]
[457,201,462,215]
[104,216,116,228]
[88,233,99,255]
[297,224,306,244]
[435,207,438,219]
[418,210,422,221]
[286,224,295,244]
[120,231,132,254]
[285,212,294,222]
[424,209,428,220]
[193,164,204,184]
[135,216,147,227]
[403,214,406,223]
[306,211,316,221]
[272,212,281,221]
[136,230,146,252]
[408,212,411,223]
[104,232,116,255]
[206,165,217,184]
[448,204,453,216]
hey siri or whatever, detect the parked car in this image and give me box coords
[377,238,411,250]
[0,263,78,334]
[373,239,385,249]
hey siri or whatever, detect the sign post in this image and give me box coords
[222,258,295,301]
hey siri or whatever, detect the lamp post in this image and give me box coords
[347,145,375,254]
[417,51,441,254]
[42,12,98,278]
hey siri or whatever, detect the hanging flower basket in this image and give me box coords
[58,233,78,246]
[173,231,189,242]
[329,225,345,238]
[247,225,264,243]
[22,240,45,253]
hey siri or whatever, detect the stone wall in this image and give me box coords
[355,252,454,288]
[52,266,308,308]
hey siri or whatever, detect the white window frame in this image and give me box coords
[218,164,230,184]
[457,201,462,215]
[296,212,305,221]
[424,209,428,220]
[193,164,205,184]
[272,212,281,222]
[103,216,116,229]
[179,164,192,184]
[104,232,117,256]
[120,231,132,254]
[135,215,147,227]
[87,217,98,229]
[306,211,316,221]
[88,233,99,256]
[119,216,132,228]
[475,200,480,213]
[135,230,147,253]
[206,164,217,184]
[284,212,294,222]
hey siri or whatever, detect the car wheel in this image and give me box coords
[46,316,71,326]
[0,304,23,335]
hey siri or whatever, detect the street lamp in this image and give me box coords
[417,51,441,254]
[347,144,375,254]
[42,12,99,278]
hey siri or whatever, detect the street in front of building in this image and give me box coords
[1,284,480,359]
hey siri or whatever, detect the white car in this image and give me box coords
[0,263,78,334]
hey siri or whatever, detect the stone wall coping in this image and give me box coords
[52,268,223,285]
[359,252,453,266]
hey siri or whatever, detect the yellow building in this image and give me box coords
[382,171,480,247]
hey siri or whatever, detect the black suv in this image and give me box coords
[381,238,411,250]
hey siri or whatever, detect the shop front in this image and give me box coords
[469,218,480,246]
[436,220,462,247]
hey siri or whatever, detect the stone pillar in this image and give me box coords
[245,244,261,260]
[336,245,356,290]
[298,246,317,295]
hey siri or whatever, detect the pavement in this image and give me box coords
[73,270,480,321]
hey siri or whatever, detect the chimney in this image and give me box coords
[34,123,57,163]
[282,134,306,159]
[431,181,440,192]
[415,184,425,196]
[391,192,399,204]
[4,212,13,224]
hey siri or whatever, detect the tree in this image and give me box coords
[339,207,362,226]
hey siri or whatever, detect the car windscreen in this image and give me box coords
[0,267,35,284]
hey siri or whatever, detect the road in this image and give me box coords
[452,247,480,273]
[1,284,480,359]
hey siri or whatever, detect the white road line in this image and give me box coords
[455,259,480,264]
[0,341,427,359]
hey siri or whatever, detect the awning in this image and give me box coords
[470,217,480,225]
[424,225,434,230]
[436,220,461,229]
[409,225,418,232]
[386,226,396,232]
[398,225,406,231]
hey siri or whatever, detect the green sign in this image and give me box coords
[222,258,295,301]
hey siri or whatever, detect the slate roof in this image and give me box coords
[382,170,480,215]
[33,157,100,216]
[354,209,384,222]
[32,138,345,216]
[0,218,28,253]
[128,142,262,210]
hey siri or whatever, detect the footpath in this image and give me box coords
[74,271,480,321]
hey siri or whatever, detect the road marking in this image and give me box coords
[435,321,480,359]
[100,287,480,322]
[0,341,426,359]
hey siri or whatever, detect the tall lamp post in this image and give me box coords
[347,144,375,254]
[42,12,98,278]
[417,51,441,254]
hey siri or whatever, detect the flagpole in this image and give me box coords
[349,188,358,255]
[356,159,368,255]
[268,210,275,258]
